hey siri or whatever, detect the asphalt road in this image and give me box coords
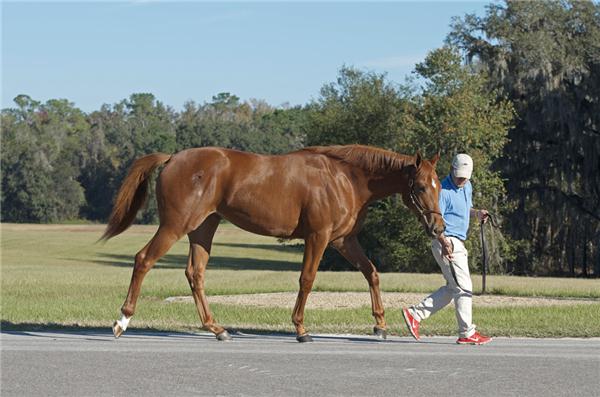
[2,330,599,396]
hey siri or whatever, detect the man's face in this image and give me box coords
[452,175,469,188]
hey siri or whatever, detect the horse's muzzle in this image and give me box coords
[428,222,445,238]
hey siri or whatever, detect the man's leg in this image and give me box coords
[444,238,476,338]
[410,286,452,322]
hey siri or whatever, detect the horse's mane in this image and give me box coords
[301,145,412,174]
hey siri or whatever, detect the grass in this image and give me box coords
[2,223,599,337]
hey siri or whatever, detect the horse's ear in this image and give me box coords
[431,152,440,166]
[415,151,423,170]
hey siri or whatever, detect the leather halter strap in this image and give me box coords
[408,178,442,217]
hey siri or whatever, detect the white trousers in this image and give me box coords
[411,237,476,338]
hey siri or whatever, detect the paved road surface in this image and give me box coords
[2,330,599,396]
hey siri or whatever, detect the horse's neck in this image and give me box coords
[366,168,411,202]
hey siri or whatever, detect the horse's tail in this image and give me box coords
[100,153,172,241]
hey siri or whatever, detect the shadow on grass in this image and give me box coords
[91,253,301,271]
[214,242,304,252]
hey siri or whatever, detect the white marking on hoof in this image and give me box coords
[113,321,123,338]
[113,314,130,338]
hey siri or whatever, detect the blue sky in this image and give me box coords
[2,1,488,112]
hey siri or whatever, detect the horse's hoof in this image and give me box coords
[112,321,124,339]
[296,334,313,343]
[216,330,232,341]
[374,327,387,340]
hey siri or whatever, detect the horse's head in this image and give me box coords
[402,152,445,238]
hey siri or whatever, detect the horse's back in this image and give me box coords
[158,147,365,239]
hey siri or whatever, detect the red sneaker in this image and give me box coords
[402,308,421,341]
[457,331,492,345]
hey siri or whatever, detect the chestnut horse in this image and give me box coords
[102,145,444,342]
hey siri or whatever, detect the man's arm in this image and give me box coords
[437,189,454,260]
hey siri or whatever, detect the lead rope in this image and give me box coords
[480,212,500,294]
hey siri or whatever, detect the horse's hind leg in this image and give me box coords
[113,225,182,338]
[185,214,231,341]
[332,235,387,339]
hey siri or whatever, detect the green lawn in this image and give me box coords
[2,223,599,337]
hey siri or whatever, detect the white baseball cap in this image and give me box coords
[452,153,473,179]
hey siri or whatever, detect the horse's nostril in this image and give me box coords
[432,224,445,236]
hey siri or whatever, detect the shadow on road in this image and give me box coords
[1,321,420,344]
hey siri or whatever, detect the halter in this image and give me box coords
[408,178,442,219]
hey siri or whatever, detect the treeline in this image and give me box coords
[2,0,598,277]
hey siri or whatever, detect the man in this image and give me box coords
[402,153,492,345]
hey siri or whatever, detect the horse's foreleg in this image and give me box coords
[185,214,231,341]
[113,226,180,338]
[292,232,329,342]
[332,235,387,339]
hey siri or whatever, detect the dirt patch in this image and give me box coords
[165,292,599,309]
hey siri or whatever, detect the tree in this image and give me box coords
[448,0,600,276]
[176,94,305,155]
[79,94,177,223]
[305,66,405,148]
[79,103,129,221]
[1,96,87,222]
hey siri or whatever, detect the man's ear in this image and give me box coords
[415,151,422,170]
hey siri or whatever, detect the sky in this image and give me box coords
[2,1,488,112]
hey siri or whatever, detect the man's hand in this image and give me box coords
[478,209,489,223]
[472,208,490,223]
[438,235,454,261]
